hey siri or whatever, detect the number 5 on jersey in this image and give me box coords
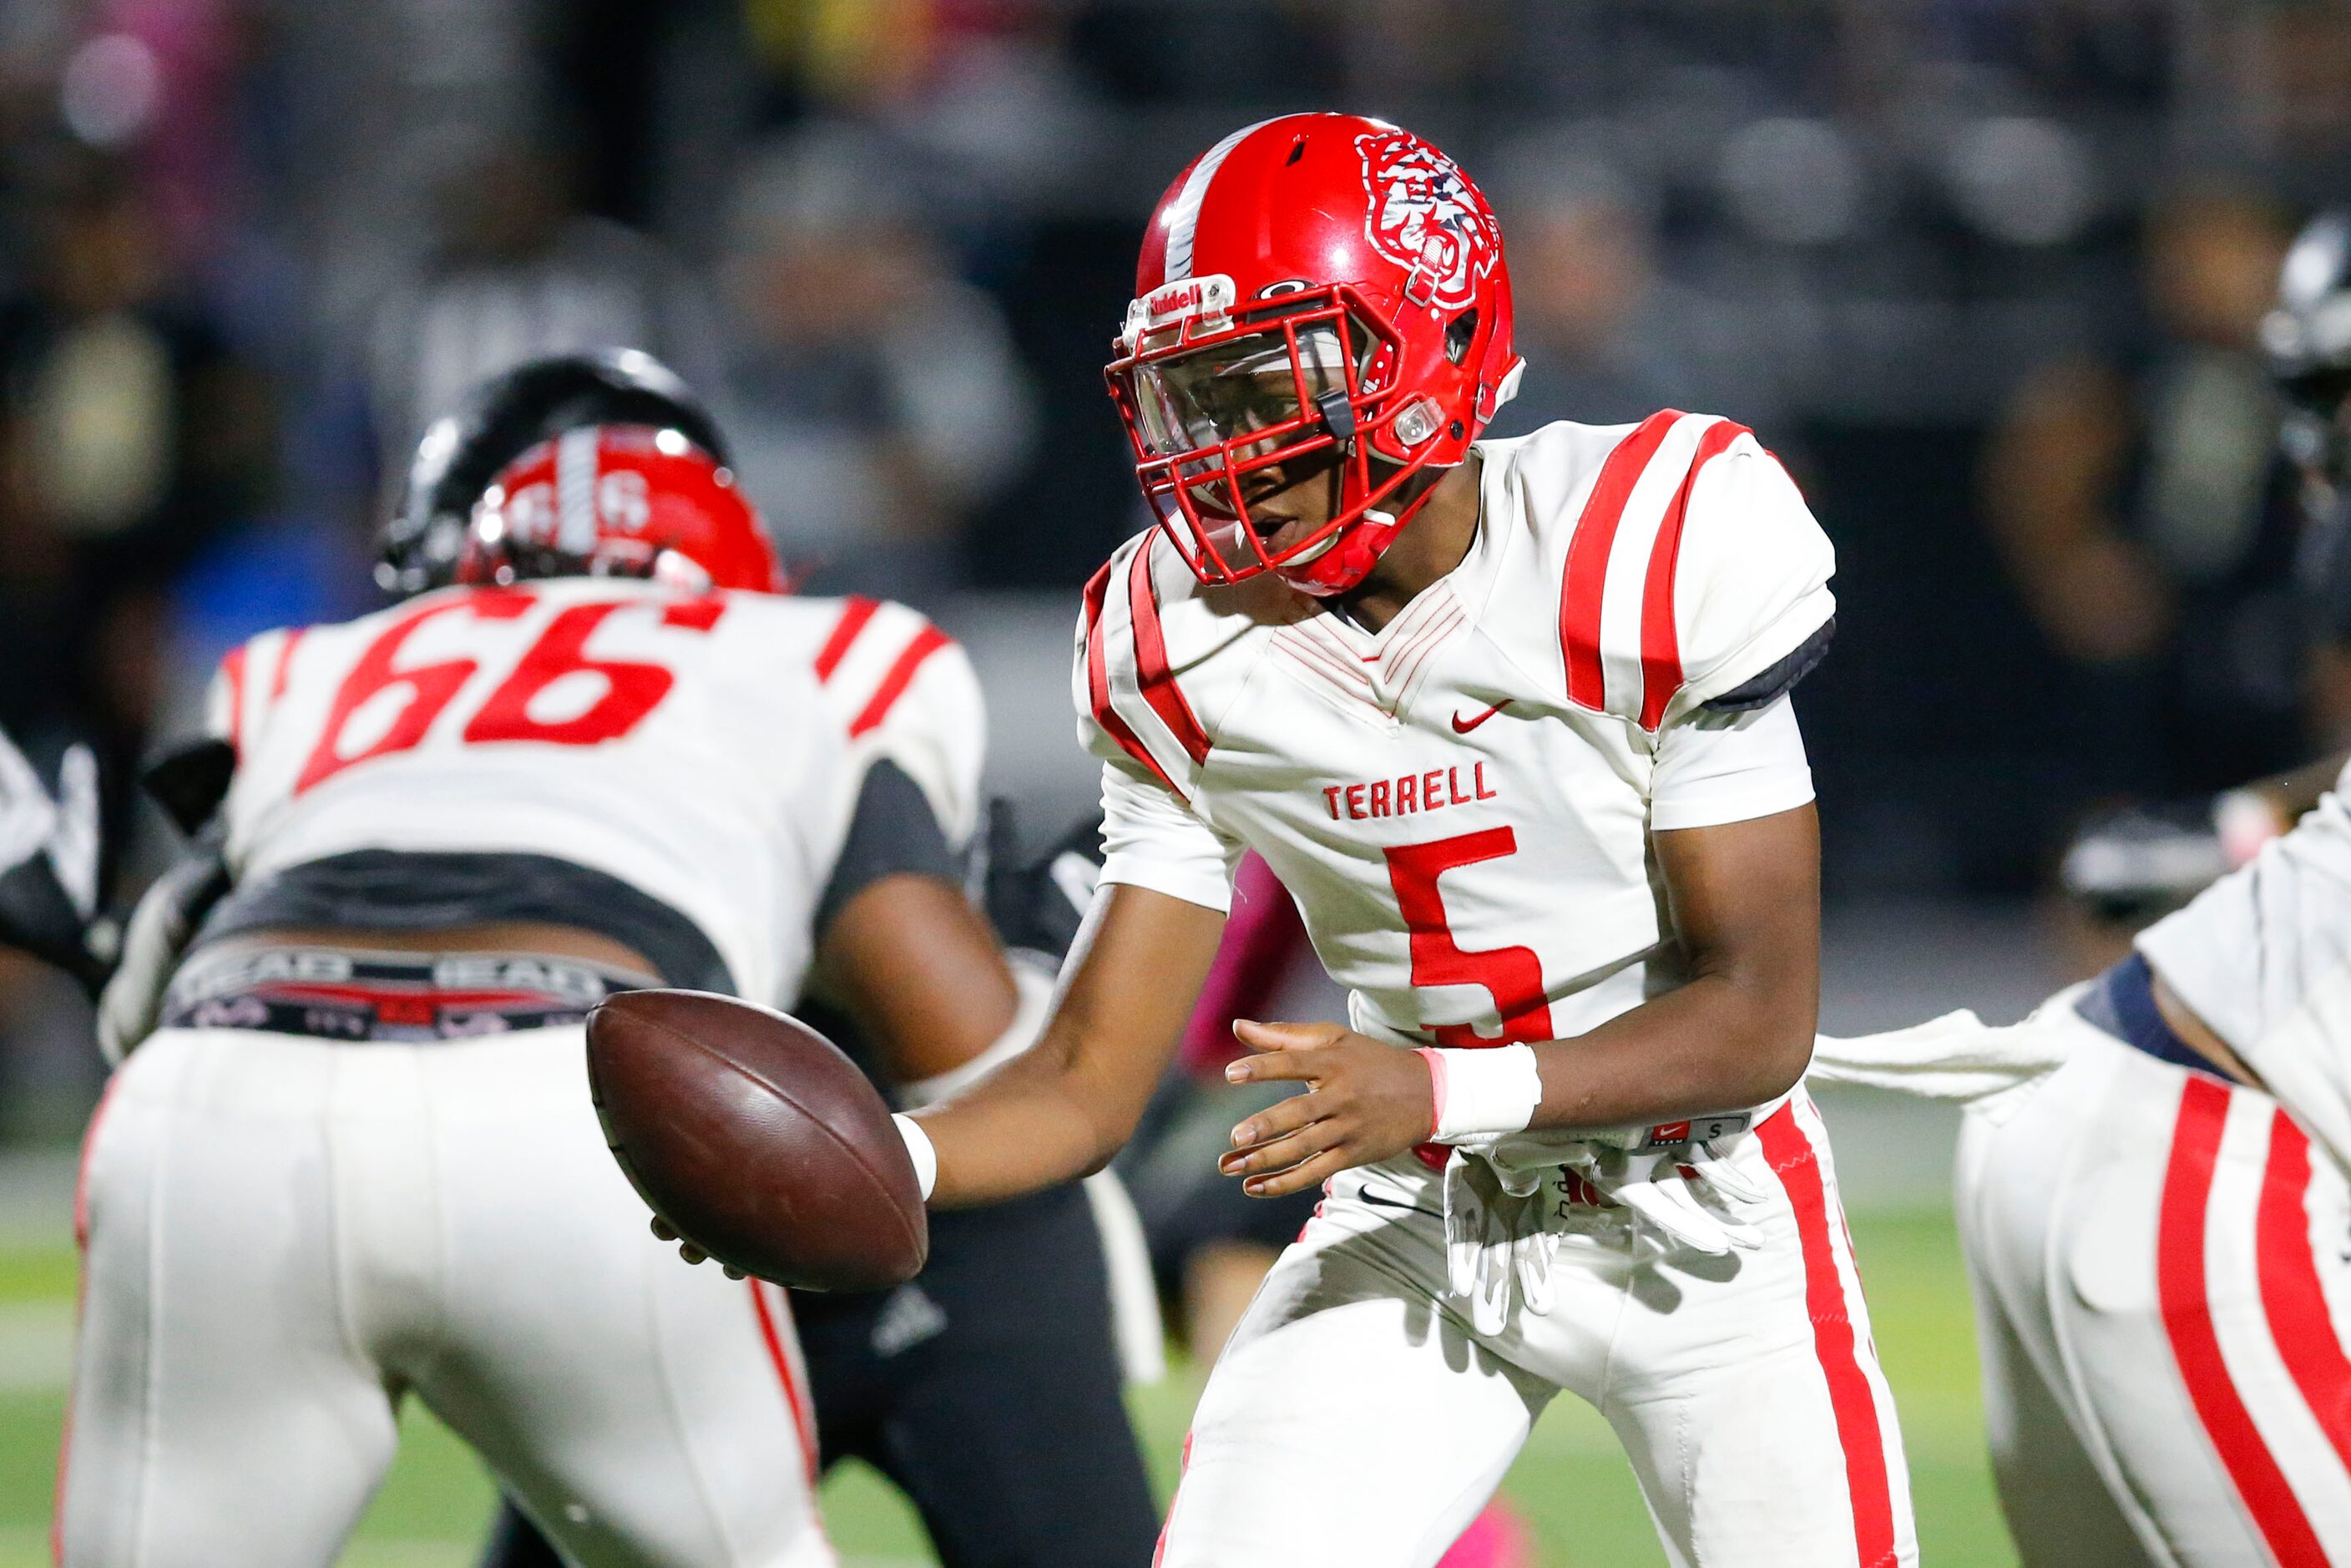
[294,589,727,794]
[1385,827,1557,1048]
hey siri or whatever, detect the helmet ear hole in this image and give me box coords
[1444,310,1479,366]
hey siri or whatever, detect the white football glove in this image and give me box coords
[1438,1151,1560,1338]
[0,730,99,923]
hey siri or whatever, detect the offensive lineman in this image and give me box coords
[53,354,1034,1565]
[690,114,1915,1566]
[1810,212,2351,1565]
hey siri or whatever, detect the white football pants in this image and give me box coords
[54,1024,832,1568]
[1155,1091,1917,1568]
[1960,1010,2351,1566]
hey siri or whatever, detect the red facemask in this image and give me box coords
[1106,114,1523,596]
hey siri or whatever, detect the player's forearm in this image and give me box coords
[1528,969,1816,1131]
[908,882,1225,1207]
[909,1026,1143,1206]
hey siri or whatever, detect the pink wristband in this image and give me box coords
[1415,1047,1449,1140]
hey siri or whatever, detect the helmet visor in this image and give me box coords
[1129,321,1363,459]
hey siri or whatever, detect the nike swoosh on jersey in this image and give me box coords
[1450,700,1511,733]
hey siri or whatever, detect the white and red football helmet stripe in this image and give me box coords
[1150,120,1268,286]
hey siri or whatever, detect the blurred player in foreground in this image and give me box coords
[48,352,1058,1567]
[1812,210,2351,1565]
[679,114,1911,1565]
[482,803,1160,1568]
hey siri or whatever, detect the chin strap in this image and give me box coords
[1278,458,1455,597]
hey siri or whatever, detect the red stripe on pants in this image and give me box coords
[2256,1109,2351,1481]
[749,1281,819,1485]
[1152,1429,1194,1567]
[2158,1075,2328,1565]
[1757,1105,1898,1568]
[53,1071,126,1566]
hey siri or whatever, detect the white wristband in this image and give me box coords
[1417,1044,1543,1143]
[892,1114,938,1201]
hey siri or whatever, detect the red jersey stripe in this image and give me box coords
[1560,411,1680,711]
[1125,542,1212,764]
[747,1280,819,1484]
[1637,420,1749,731]
[1385,602,1466,705]
[218,645,249,754]
[2159,1076,2329,1565]
[269,627,306,704]
[1380,599,1454,682]
[848,625,952,739]
[813,596,880,683]
[1757,1105,1900,1568]
[660,596,727,632]
[1084,557,1184,794]
[2255,1110,2351,1479]
[1281,627,1375,693]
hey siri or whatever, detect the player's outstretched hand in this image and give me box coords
[1218,1020,1435,1198]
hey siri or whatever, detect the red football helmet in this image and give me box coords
[1105,113,1523,596]
[457,425,785,594]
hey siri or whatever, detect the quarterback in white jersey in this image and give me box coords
[847,115,1916,1567]
[57,406,1023,1567]
[1812,210,2351,1566]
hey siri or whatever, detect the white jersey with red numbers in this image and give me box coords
[1078,411,1833,1064]
[205,579,981,1009]
[1077,414,1923,1568]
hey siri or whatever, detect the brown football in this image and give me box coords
[586,989,928,1291]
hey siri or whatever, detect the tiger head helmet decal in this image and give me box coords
[1353,126,1502,311]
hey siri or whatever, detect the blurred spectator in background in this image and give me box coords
[1486,129,1787,441]
[0,142,270,767]
[1981,185,2300,800]
[0,138,270,1139]
[720,122,1035,600]
[1486,142,1695,431]
[361,114,720,483]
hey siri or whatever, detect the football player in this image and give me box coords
[478,807,1164,1568]
[1810,210,2351,1565]
[689,114,1914,1566]
[51,352,1087,1567]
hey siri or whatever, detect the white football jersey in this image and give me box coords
[2136,762,2351,1164]
[205,578,983,1010]
[1077,413,1834,1051]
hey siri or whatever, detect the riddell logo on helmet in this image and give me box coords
[1126,274,1238,347]
[1147,281,1208,318]
[1354,129,1499,311]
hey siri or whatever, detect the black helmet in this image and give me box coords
[2262,211,2351,486]
[377,349,731,597]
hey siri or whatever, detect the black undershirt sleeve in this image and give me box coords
[811,759,963,944]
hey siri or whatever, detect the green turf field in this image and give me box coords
[0,1206,2017,1566]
